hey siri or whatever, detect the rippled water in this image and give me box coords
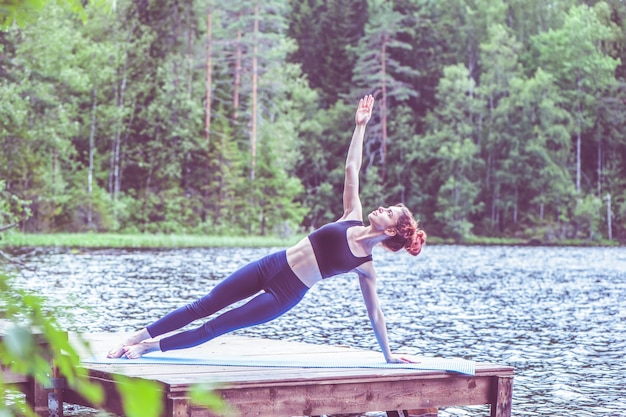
[10,245,626,416]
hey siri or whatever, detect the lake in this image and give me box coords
[10,244,626,417]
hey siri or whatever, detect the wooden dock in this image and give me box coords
[0,321,66,417]
[58,332,514,417]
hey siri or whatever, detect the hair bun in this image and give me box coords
[405,229,427,256]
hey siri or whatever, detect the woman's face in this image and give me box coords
[368,206,404,231]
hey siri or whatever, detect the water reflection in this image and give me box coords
[11,245,626,417]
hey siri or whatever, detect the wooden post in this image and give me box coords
[491,376,513,417]
[168,397,190,417]
[53,366,64,417]
[28,375,51,417]
[0,321,67,417]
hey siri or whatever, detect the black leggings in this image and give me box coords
[146,250,309,352]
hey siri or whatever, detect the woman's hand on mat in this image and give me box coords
[386,355,418,364]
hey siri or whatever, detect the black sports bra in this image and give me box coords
[308,220,373,279]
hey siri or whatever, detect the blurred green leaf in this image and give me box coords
[189,383,230,415]
[113,374,163,417]
[3,324,34,359]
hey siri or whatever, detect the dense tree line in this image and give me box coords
[1,0,625,242]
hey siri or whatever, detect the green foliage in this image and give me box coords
[0,180,31,230]
[532,2,620,193]
[2,181,222,417]
[2,0,626,243]
[422,64,483,239]
[189,383,229,415]
[0,271,105,416]
[0,266,189,417]
[288,0,368,106]
[0,232,304,248]
[293,101,353,228]
[351,0,420,103]
[0,0,96,29]
[573,194,604,240]
[112,374,163,417]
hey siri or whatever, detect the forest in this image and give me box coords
[1,0,625,243]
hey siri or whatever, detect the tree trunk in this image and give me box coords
[575,76,582,193]
[187,10,194,98]
[233,15,242,121]
[250,2,259,181]
[205,10,212,142]
[108,82,118,195]
[596,123,602,196]
[606,193,612,240]
[88,88,97,229]
[109,25,133,203]
[513,185,518,224]
[491,188,498,229]
[576,117,581,193]
[113,130,122,201]
[52,146,57,186]
[172,3,180,87]
[380,33,388,182]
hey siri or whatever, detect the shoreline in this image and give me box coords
[0,232,620,249]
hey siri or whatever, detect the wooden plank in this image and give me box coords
[491,376,513,417]
[168,376,494,417]
[94,366,469,382]
[1,366,29,384]
[84,362,509,377]
[0,320,68,347]
[81,363,452,381]
[148,364,511,389]
[406,408,438,416]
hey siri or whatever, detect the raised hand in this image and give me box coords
[355,94,374,126]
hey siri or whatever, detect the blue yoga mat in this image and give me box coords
[83,355,476,375]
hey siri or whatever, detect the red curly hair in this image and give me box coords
[381,204,426,256]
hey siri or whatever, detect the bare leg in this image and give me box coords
[107,328,151,358]
[123,340,160,359]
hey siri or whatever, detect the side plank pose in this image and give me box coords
[108,95,426,363]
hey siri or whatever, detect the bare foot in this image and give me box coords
[123,340,160,359]
[107,328,151,358]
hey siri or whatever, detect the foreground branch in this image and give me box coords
[0,223,17,233]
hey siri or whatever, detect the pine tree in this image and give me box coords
[350,0,419,181]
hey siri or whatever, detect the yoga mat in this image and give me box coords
[83,354,476,375]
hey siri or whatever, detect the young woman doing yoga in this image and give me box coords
[107,95,426,363]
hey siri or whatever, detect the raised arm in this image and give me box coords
[341,95,374,221]
[357,267,413,363]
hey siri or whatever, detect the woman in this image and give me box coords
[108,95,426,362]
